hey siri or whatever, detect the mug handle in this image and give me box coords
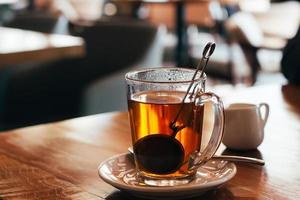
[190,92,224,169]
[258,103,269,127]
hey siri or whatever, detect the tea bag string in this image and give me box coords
[170,42,216,137]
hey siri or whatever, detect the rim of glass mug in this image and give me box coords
[125,67,207,84]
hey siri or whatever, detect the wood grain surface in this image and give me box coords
[0,84,299,199]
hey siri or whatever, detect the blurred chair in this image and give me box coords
[254,1,300,40]
[225,11,290,84]
[0,19,165,130]
[224,1,300,84]
[188,1,251,83]
[188,26,251,84]
[70,19,164,76]
[190,0,299,85]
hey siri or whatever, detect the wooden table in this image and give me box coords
[0,83,299,199]
[0,27,85,66]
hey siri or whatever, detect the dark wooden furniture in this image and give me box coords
[0,27,85,131]
[0,21,161,131]
[0,83,299,199]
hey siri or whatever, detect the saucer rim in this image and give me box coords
[98,153,237,193]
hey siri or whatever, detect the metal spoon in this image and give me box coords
[127,147,265,166]
[170,42,216,136]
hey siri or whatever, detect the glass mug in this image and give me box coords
[125,67,224,186]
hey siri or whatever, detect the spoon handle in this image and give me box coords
[213,155,265,166]
[127,147,265,166]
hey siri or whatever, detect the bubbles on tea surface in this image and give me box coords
[133,134,184,175]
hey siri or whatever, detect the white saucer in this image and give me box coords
[98,153,236,199]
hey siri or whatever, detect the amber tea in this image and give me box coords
[128,90,204,179]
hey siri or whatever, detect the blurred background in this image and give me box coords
[0,0,299,131]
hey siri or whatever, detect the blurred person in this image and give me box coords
[281,26,300,85]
